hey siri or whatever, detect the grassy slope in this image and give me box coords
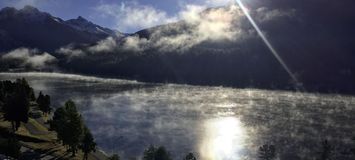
[0,114,107,160]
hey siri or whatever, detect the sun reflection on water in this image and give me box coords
[200,117,247,160]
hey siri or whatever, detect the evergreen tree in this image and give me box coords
[80,126,97,160]
[37,91,44,112]
[184,153,197,160]
[0,138,21,158]
[3,81,30,132]
[37,91,44,105]
[17,78,34,101]
[143,145,171,160]
[0,80,14,108]
[37,92,51,114]
[155,147,171,160]
[0,82,4,108]
[43,95,51,113]
[29,88,36,101]
[107,154,120,160]
[351,138,355,156]
[319,140,332,160]
[50,100,83,157]
[258,144,276,160]
[49,107,66,143]
[65,100,84,156]
[143,145,156,160]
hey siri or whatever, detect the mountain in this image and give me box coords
[60,4,355,94]
[1,4,355,94]
[0,5,122,53]
[65,16,123,38]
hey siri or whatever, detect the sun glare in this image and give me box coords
[200,117,247,160]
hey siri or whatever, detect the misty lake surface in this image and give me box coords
[1,72,355,160]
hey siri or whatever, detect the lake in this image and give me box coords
[1,72,355,160]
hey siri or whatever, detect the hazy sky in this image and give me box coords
[0,0,235,32]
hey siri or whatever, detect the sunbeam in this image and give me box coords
[235,0,303,90]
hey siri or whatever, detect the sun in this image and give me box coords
[200,117,247,160]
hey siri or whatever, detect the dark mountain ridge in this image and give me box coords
[0,5,121,53]
[1,4,355,94]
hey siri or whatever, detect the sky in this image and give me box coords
[0,0,236,33]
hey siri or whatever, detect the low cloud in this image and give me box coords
[57,45,85,58]
[0,72,140,84]
[120,5,247,52]
[94,1,235,33]
[95,2,178,33]
[63,2,298,56]
[180,5,242,41]
[122,36,149,52]
[204,0,235,7]
[57,37,119,59]
[1,48,57,69]
[88,37,117,53]
[255,7,296,23]
[120,4,297,52]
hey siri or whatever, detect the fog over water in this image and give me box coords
[1,72,355,160]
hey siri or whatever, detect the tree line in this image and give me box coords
[0,79,96,159]
[138,139,355,160]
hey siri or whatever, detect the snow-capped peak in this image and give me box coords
[64,16,120,37]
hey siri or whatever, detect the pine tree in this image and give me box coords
[107,154,120,160]
[49,107,66,143]
[50,100,83,156]
[17,78,34,101]
[80,126,96,160]
[0,81,4,105]
[184,153,197,160]
[43,95,51,114]
[143,145,156,160]
[155,146,171,160]
[143,145,171,160]
[65,100,84,156]
[37,91,44,110]
[37,92,51,115]
[3,80,30,133]
[319,140,332,160]
[258,144,276,160]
